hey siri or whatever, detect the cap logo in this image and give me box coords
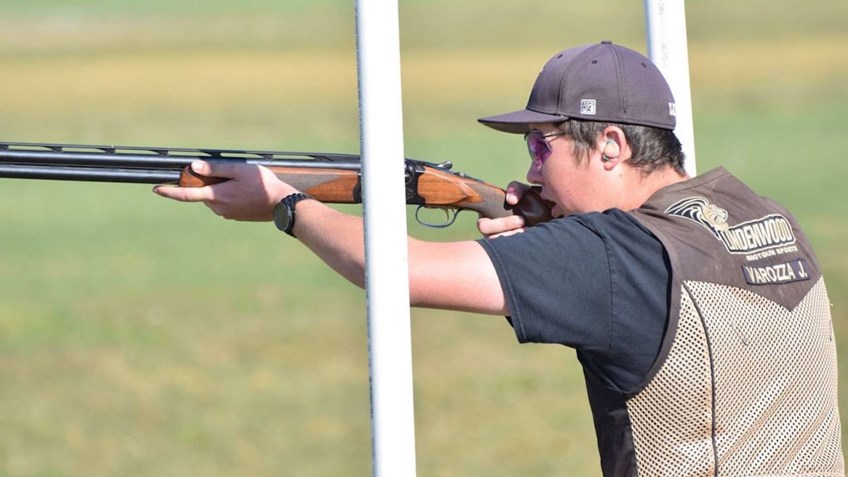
[669,102,677,116]
[580,99,597,115]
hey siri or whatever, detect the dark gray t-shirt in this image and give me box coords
[478,209,670,393]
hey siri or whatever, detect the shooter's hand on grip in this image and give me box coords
[479,182,553,238]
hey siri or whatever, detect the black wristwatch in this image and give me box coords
[273,192,314,237]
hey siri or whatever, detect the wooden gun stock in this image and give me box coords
[179,161,554,225]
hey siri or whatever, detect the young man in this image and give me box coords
[155,41,843,476]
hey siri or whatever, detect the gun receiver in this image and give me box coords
[0,141,553,227]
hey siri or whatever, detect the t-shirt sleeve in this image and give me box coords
[478,215,613,355]
[477,210,670,393]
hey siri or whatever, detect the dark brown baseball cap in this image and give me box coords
[478,41,677,134]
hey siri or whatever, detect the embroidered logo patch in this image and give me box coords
[580,99,596,115]
[666,196,797,255]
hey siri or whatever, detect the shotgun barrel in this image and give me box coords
[0,163,180,183]
[0,141,361,182]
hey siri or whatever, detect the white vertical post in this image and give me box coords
[644,0,697,176]
[354,0,418,476]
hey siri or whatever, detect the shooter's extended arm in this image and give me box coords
[1,141,553,226]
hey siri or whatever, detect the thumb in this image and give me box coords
[194,160,243,179]
[505,181,530,205]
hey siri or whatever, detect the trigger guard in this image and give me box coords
[415,206,459,228]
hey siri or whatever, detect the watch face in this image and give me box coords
[273,200,291,232]
[274,193,311,236]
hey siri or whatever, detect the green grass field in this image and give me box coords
[1,1,847,475]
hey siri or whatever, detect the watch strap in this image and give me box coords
[277,192,313,237]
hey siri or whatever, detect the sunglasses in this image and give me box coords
[524,129,566,167]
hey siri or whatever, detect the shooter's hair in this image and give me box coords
[556,119,686,175]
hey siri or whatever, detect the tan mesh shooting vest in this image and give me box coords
[587,168,843,476]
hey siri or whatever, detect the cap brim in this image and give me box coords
[477,109,570,134]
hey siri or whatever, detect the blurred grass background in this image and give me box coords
[1,0,846,475]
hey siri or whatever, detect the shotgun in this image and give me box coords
[0,141,552,227]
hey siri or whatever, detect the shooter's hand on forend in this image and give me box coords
[153,161,296,221]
